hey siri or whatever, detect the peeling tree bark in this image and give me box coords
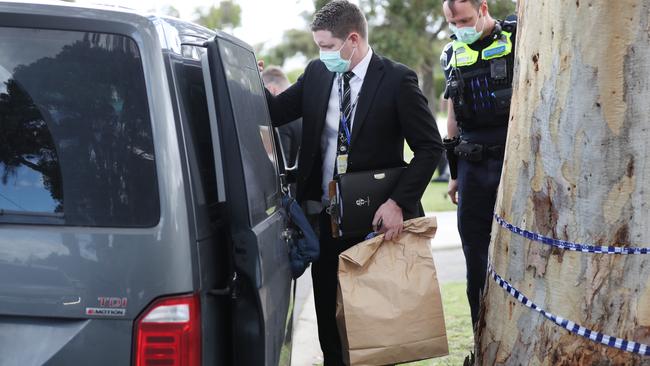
[476,0,650,365]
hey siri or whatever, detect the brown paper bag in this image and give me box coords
[336,217,448,366]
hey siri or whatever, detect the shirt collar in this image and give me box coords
[349,47,373,81]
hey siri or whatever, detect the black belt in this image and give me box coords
[454,141,505,162]
[485,144,505,157]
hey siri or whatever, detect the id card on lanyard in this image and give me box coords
[336,73,360,175]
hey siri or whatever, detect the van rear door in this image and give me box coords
[0,23,195,366]
[202,34,293,366]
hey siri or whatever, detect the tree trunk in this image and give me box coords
[477,0,650,365]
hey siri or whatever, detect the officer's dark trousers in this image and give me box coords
[312,211,364,366]
[456,155,504,327]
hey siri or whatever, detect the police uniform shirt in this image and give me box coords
[441,17,517,146]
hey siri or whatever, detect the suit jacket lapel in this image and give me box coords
[351,53,385,147]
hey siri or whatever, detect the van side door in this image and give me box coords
[202,34,293,366]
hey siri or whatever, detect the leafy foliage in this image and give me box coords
[194,1,242,31]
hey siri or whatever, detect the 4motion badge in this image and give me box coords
[86,297,128,317]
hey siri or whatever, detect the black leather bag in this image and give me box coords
[331,167,405,238]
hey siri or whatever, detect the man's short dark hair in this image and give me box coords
[446,0,483,11]
[311,0,368,40]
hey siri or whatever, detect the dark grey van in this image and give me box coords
[0,1,295,365]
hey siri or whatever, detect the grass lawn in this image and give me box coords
[399,282,474,366]
[404,139,457,213]
[421,181,457,213]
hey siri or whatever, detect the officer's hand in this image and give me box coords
[372,199,404,241]
[448,179,459,205]
[257,60,265,73]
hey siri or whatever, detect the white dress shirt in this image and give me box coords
[321,48,374,201]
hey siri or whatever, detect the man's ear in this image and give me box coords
[349,32,361,47]
[480,1,488,16]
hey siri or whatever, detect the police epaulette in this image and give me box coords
[502,14,517,32]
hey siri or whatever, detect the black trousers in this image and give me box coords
[456,155,503,327]
[312,211,365,366]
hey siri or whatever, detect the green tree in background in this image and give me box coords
[257,26,319,67]
[194,1,242,31]
[160,5,181,18]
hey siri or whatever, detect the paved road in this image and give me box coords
[293,268,312,327]
[434,247,466,283]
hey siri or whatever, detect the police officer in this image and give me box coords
[440,0,517,328]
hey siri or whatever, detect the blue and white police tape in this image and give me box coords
[494,213,650,255]
[488,264,650,356]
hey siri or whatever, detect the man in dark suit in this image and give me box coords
[263,1,443,364]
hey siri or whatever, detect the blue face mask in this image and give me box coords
[449,11,485,44]
[319,37,356,73]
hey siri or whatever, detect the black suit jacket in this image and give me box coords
[265,52,443,217]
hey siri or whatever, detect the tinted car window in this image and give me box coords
[174,60,220,221]
[218,41,280,225]
[0,27,159,227]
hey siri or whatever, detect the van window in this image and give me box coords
[174,60,220,222]
[0,27,159,227]
[218,41,280,225]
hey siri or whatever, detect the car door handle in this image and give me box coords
[207,272,239,299]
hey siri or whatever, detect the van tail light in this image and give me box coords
[134,294,201,366]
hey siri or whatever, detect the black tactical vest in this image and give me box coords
[442,18,517,132]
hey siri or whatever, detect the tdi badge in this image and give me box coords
[490,58,507,80]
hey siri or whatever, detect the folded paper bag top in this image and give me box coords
[338,217,438,268]
[336,217,449,366]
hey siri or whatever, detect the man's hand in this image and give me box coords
[448,178,459,205]
[372,198,404,241]
[257,60,265,74]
